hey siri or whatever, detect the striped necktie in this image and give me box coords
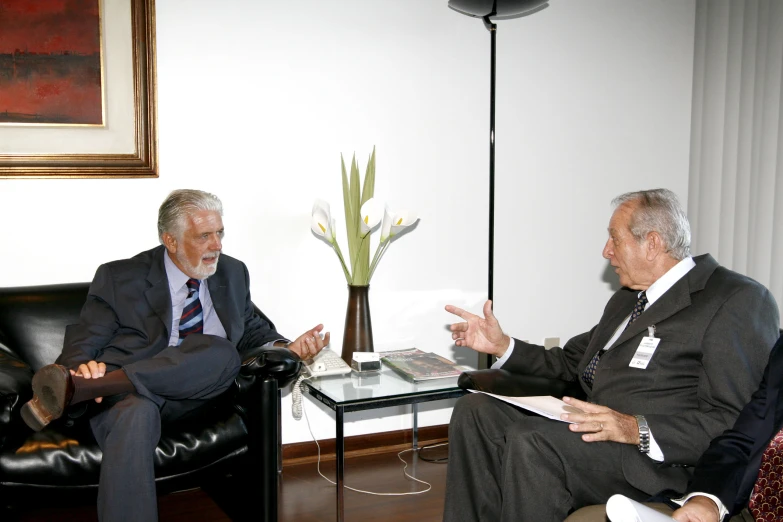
[177,278,203,345]
[748,427,783,520]
[582,291,648,387]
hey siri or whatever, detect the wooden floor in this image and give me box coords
[14,444,450,522]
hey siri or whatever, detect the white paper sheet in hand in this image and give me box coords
[606,494,676,522]
[468,390,582,423]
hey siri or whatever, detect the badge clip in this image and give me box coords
[647,325,656,338]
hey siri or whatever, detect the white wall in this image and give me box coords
[0,0,695,444]
[493,1,696,348]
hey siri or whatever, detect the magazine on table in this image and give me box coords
[379,348,465,382]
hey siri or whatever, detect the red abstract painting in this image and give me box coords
[0,0,103,125]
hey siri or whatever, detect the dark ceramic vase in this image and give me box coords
[341,285,374,364]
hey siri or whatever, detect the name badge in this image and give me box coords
[629,327,660,369]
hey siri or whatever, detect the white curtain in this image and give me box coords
[689,0,783,318]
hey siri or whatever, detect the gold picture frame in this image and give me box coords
[0,0,158,179]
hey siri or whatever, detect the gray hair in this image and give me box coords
[157,189,223,243]
[612,188,691,260]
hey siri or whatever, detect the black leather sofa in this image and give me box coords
[0,283,301,521]
[457,368,586,400]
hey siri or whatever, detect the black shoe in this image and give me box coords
[20,364,74,431]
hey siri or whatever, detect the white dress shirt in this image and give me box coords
[164,253,227,346]
[493,256,696,462]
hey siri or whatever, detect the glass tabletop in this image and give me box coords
[303,365,465,407]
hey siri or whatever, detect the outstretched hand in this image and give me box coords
[560,396,640,445]
[445,300,510,358]
[288,324,330,361]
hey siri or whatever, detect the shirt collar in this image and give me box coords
[163,251,195,293]
[644,256,696,306]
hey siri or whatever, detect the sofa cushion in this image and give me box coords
[0,400,248,487]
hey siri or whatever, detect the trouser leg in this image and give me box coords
[444,393,524,522]
[122,334,241,410]
[91,335,241,521]
[91,394,161,522]
[499,415,650,521]
[443,393,653,522]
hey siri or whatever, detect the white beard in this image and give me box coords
[176,250,220,279]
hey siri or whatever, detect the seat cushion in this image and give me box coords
[0,402,248,488]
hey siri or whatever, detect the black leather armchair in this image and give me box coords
[0,283,301,521]
[458,368,587,401]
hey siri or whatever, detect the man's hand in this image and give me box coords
[561,396,640,444]
[445,300,510,358]
[70,360,107,403]
[287,324,330,361]
[671,496,721,522]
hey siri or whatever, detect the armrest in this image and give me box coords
[0,350,34,436]
[234,346,302,400]
[458,369,587,400]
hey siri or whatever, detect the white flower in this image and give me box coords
[311,199,335,243]
[358,198,383,237]
[389,209,418,238]
[379,205,394,243]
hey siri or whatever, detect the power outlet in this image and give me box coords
[543,337,560,350]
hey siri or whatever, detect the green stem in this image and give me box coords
[351,234,368,284]
[332,242,352,283]
[368,242,384,277]
[368,241,390,281]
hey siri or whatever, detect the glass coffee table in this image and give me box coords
[304,366,468,522]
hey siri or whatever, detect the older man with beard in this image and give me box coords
[20,189,328,522]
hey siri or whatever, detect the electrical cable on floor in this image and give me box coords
[298,382,433,496]
[416,441,449,463]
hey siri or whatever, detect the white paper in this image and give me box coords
[469,390,583,422]
[606,494,676,522]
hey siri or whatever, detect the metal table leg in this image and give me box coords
[412,402,419,449]
[336,406,345,522]
[278,389,283,473]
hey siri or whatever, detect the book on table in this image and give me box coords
[379,348,464,382]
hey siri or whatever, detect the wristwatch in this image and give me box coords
[634,415,650,454]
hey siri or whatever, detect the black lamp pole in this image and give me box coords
[447,0,550,369]
[486,15,497,321]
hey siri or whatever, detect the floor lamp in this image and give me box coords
[447,0,550,369]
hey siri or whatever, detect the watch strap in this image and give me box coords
[634,415,650,454]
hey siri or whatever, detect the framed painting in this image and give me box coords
[0,0,158,178]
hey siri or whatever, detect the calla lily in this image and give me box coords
[358,198,383,237]
[310,199,335,243]
[368,206,418,280]
[379,205,394,243]
[389,210,418,238]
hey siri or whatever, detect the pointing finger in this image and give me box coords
[445,304,470,318]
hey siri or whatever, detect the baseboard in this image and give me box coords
[282,424,449,466]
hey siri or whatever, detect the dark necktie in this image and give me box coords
[582,291,648,387]
[177,278,203,345]
[748,427,783,520]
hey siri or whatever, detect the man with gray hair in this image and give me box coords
[21,189,328,521]
[442,188,779,521]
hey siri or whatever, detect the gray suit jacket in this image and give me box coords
[58,245,285,369]
[502,254,780,493]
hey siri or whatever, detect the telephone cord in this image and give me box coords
[296,380,433,496]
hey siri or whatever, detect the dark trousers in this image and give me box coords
[89,334,241,522]
[443,393,653,522]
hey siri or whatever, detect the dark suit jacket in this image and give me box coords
[58,245,285,369]
[684,334,783,517]
[501,254,780,493]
